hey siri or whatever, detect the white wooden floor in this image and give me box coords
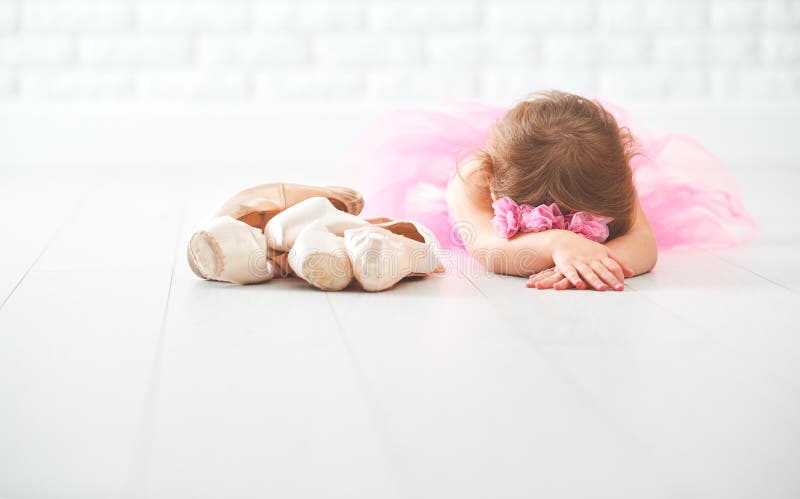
[1,167,798,499]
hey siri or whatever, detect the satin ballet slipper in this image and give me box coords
[344,220,443,292]
[187,216,276,285]
[268,251,293,278]
[213,183,364,229]
[265,196,368,252]
[288,220,353,291]
[189,183,362,282]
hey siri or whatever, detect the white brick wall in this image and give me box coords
[0,0,797,104]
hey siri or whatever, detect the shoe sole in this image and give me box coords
[187,230,223,280]
[297,251,353,291]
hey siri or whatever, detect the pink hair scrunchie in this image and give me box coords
[491,196,613,243]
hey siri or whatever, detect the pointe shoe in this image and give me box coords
[265,196,368,252]
[344,220,443,292]
[187,216,276,284]
[288,220,354,291]
[189,183,362,283]
[213,183,364,229]
[268,251,293,278]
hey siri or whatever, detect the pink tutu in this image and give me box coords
[335,99,757,251]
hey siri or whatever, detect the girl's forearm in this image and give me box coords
[603,229,658,276]
[447,175,570,276]
[468,228,573,277]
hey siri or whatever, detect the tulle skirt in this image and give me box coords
[334,99,757,251]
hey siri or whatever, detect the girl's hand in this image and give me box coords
[526,233,634,291]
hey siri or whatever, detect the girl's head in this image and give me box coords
[473,90,638,238]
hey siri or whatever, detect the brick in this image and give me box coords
[255,69,363,99]
[486,1,593,31]
[313,35,423,67]
[654,35,758,67]
[0,71,14,96]
[19,70,131,98]
[22,2,131,32]
[79,35,191,66]
[600,36,651,65]
[710,1,762,30]
[250,4,294,31]
[254,3,363,31]
[643,1,707,30]
[482,69,596,102]
[137,2,248,32]
[596,1,644,31]
[427,35,484,67]
[368,2,480,32]
[653,36,708,66]
[542,35,649,66]
[485,37,540,67]
[0,35,74,65]
[297,3,363,31]
[735,69,800,97]
[366,69,478,101]
[198,35,309,66]
[542,36,598,66]
[709,68,733,98]
[598,69,708,99]
[763,35,800,64]
[0,3,16,33]
[137,70,247,98]
[708,35,759,64]
[764,0,800,28]
[713,68,800,98]
[427,35,538,67]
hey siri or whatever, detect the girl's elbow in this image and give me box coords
[466,237,515,276]
[641,234,659,274]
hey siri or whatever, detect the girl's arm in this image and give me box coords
[602,194,658,276]
[446,161,653,290]
[445,165,591,276]
[529,194,656,290]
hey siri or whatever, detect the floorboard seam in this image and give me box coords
[457,268,689,498]
[706,248,797,295]
[0,177,104,313]
[323,292,413,499]
[123,185,187,499]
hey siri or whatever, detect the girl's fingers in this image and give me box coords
[575,262,608,291]
[601,257,625,283]
[591,260,624,291]
[607,250,635,277]
[558,264,586,290]
[528,267,556,284]
[530,271,564,289]
[553,277,573,290]
[526,269,562,288]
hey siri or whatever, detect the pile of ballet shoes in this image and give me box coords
[187,183,444,292]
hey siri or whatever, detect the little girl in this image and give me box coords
[337,90,756,291]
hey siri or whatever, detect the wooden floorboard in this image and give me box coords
[465,257,800,499]
[132,179,401,499]
[0,176,183,498]
[0,175,96,308]
[325,270,676,499]
[1,171,798,499]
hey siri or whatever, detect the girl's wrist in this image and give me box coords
[547,229,578,253]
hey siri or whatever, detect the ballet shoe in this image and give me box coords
[213,183,363,230]
[268,251,293,278]
[288,220,353,291]
[189,183,362,284]
[187,216,276,285]
[265,196,368,252]
[344,220,443,292]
